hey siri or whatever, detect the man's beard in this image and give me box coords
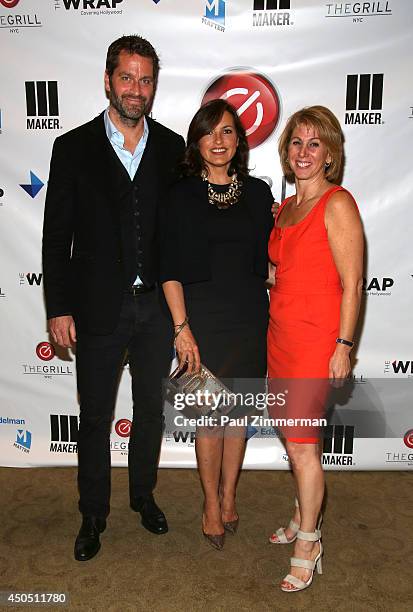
[108,85,152,126]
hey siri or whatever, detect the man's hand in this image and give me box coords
[49,315,77,348]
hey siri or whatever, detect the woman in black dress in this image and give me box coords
[161,99,273,550]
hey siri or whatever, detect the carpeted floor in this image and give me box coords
[0,467,412,612]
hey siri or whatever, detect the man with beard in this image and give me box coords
[42,35,185,561]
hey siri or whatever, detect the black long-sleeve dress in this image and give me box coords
[161,174,274,379]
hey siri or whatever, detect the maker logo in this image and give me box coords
[325,1,392,23]
[114,418,131,437]
[14,429,32,453]
[202,70,280,149]
[50,414,78,453]
[25,81,60,130]
[19,171,44,198]
[345,73,384,125]
[202,0,225,32]
[363,276,393,296]
[252,0,292,28]
[322,425,354,466]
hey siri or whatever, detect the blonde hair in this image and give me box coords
[278,105,344,183]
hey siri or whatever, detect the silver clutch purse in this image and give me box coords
[166,363,237,419]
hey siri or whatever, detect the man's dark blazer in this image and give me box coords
[42,112,185,335]
[160,175,274,285]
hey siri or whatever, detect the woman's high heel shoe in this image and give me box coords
[280,529,323,593]
[202,513,225,550]
[269,498,323,545]
[269,498,299,544]
[223,516,239,535]
[203,531,225,550]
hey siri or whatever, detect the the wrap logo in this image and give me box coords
[115,418,131,437]
[404,429,413,449]
[59,0,124,13]
[202,71,280,148]
[36,342,55,361]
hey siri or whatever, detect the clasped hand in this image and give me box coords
[175,326,201,374]
[328,347,351,388]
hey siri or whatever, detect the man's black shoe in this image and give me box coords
[74,516,106,561]
[131,495,168,535]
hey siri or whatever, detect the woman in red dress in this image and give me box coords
[267,106,364,592]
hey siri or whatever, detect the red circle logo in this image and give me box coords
[202,70,281,149]
[115,419,132,437]
[403,429,413,449]
[36,342,55,361]
[0,1,20,8]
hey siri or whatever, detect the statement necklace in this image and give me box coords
[202,171,243,209]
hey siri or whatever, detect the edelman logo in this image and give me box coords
[50,414,78,453]
[322,425,354,465]
[0,416,25,425]
[19,171,44,198]
[14,429,32,453]
[25,81,60,130]
[202,0,225,32]
[252,0,292,27]
[345,73,384,125]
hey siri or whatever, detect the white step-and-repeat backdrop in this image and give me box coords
[1,0,412,470]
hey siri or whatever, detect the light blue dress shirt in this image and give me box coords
[104,108,149,286]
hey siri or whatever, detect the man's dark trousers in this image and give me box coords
[76,290,173,518]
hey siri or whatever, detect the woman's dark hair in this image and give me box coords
[181,99,249,177]
[106,35,160,88]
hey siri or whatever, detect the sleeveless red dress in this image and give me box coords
[267,185,357,442]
